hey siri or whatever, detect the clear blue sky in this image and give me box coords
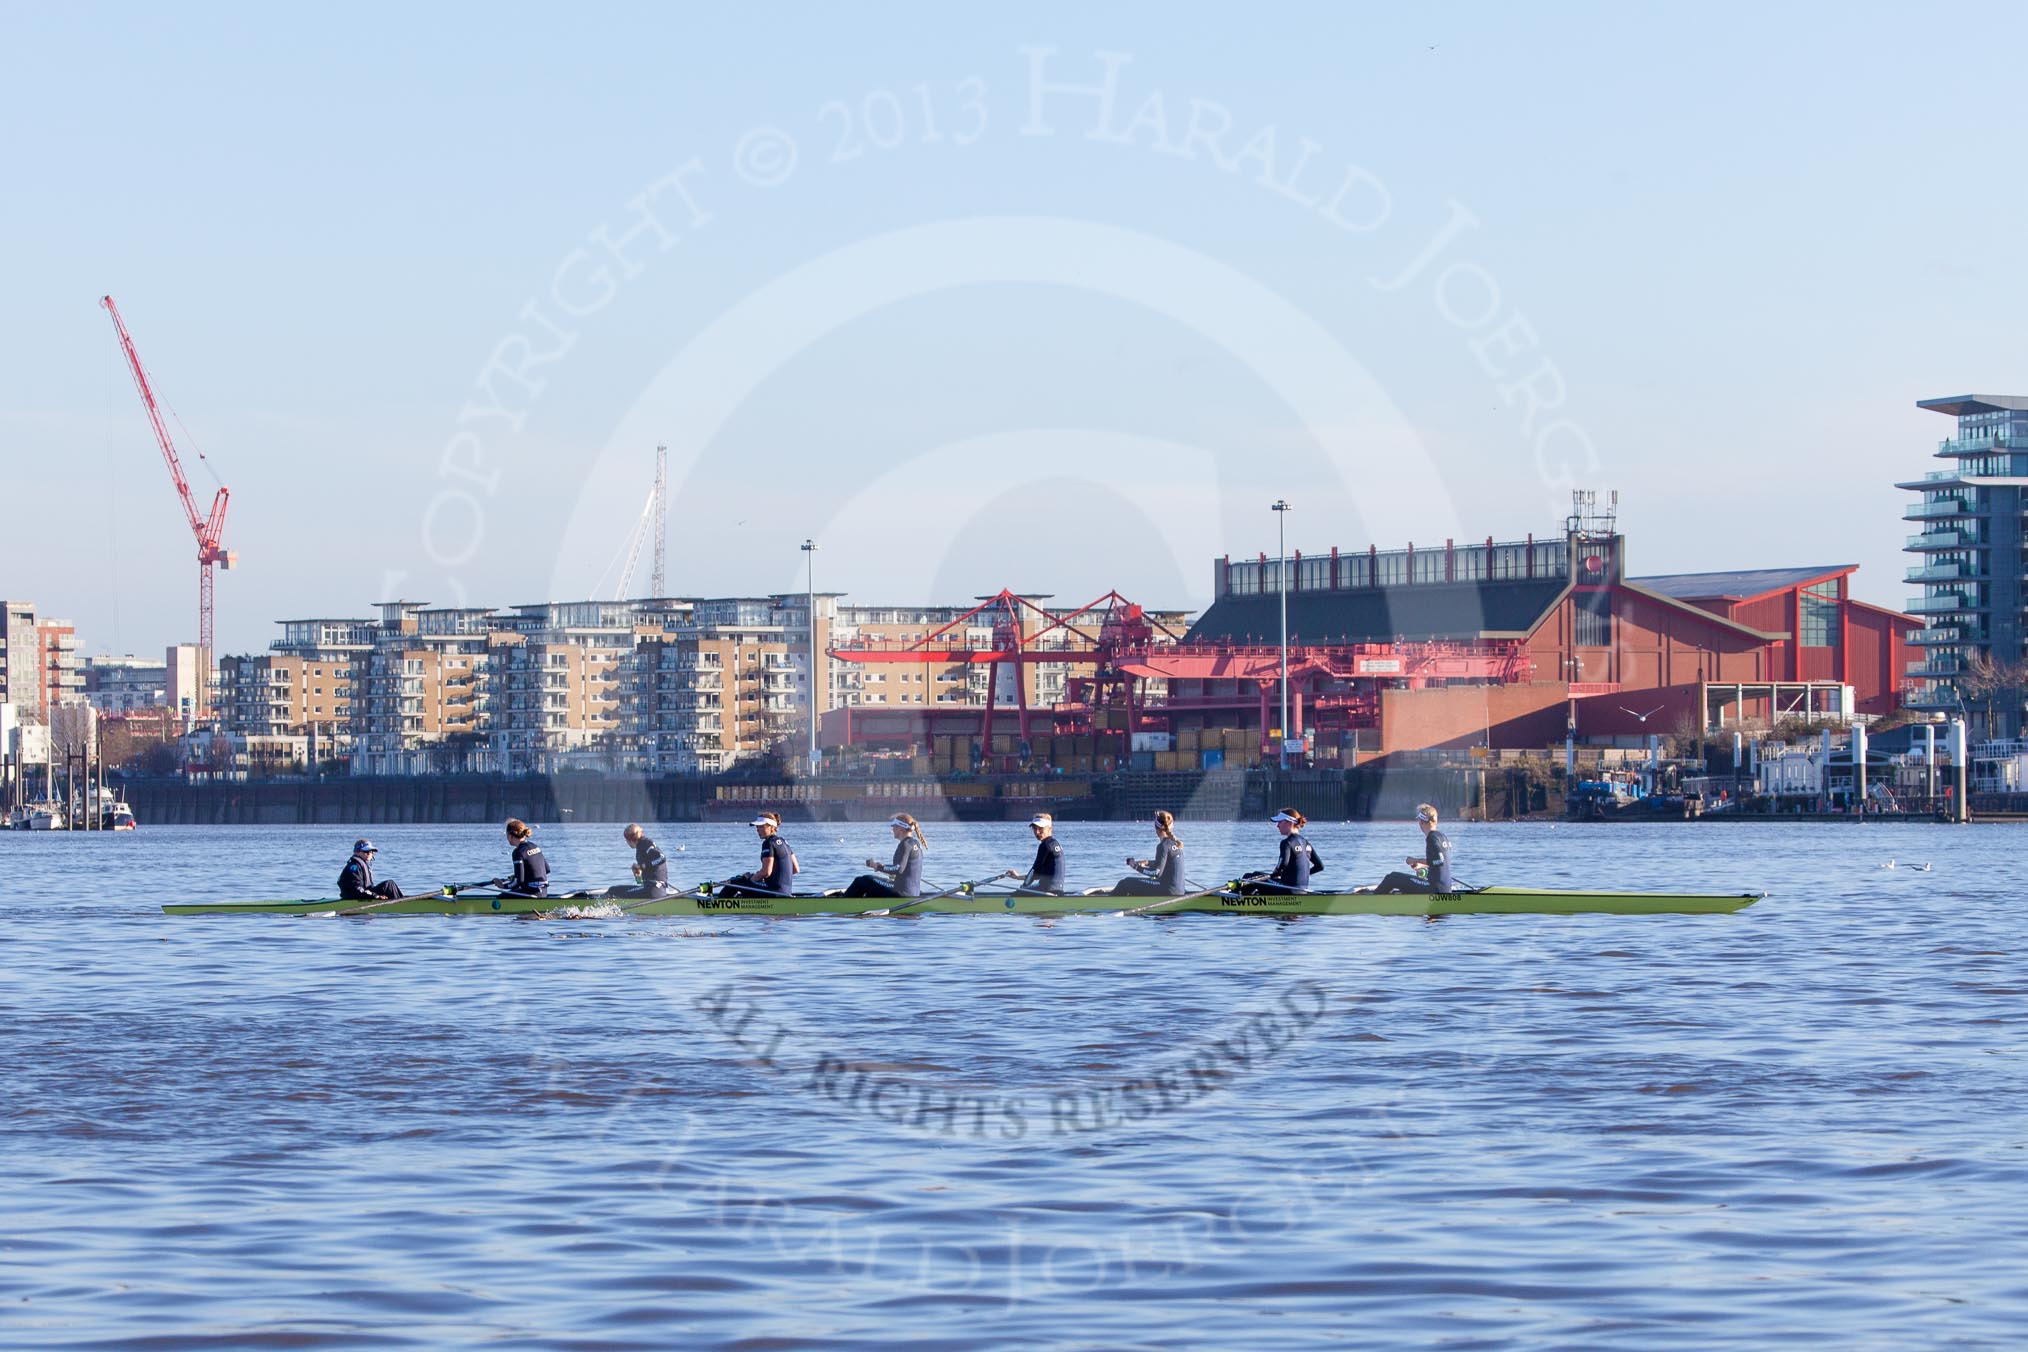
[3,1,2020,655]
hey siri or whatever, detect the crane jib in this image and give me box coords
[101,294,235,703]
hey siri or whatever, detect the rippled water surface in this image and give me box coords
[2,818,2023,1348]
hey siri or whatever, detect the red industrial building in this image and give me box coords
[825,507,1913,767]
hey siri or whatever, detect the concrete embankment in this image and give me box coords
[117,766,1515,826]
[122,775,716,826]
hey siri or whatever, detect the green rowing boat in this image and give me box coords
[162,885,1761,918]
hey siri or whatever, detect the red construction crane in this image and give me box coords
[101,295,236,715]
[830,589,1186,743]
[830,586,1536,754]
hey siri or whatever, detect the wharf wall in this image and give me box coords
[121,775,716,827]
[115,767,1511,827]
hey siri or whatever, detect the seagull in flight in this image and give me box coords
[1620,705,1666,723]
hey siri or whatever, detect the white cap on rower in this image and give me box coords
[749,815,774,826]
[1028,813,1053,827]
[887,816,911,828]
[1270,811,1298,823]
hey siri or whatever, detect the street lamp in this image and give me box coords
[1272,500,1292,769]
[801,539,820,773]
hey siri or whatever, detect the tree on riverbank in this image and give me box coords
[1959,655,2028,740]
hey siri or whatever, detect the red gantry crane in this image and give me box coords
[101,295,236,716]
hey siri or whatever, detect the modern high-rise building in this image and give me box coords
[218,618,376,757]
[0,601,35,716]
[37,619,82,713]
[84,655,169,714]
[1900,394,2028,736]
[490,601,638,773]
[349,603,498,775]
[0,603,85,722]
[630,597,806,775]
[165,644,208,730]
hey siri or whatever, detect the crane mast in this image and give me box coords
[651,443,667,597]
[101,295,235,718]
[605,446,669,601]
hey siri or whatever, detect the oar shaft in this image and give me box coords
[867,873,1002,917]
[1113,881,1237,917]
[1240,877,1311,893]
[618,877,742,913]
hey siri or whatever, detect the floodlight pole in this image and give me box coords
[801,539,819,772]
[1272,500,1292,770]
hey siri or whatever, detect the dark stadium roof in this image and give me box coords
[1632,566,1851,602]
[1185,579,1570,644]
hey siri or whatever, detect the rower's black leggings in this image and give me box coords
[1109,876,1172,897]
[1374,872,1435,895]
[842,875,900,899]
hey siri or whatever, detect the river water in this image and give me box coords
[1,819,2021,1348]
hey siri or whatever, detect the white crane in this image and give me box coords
[591,446,669,600]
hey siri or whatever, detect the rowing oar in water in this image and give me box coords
[1112,873,1326,918]
[1110,878,1240,918]
[524,881,684,920]
[864,873,1009,918]
[334,879,493,918]
[615,878,741,914]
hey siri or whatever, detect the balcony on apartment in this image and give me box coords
[1905,560,1981,585]
[1903,497,1978,521]
[1906,528,1978,549]
[1906,592,1981,614]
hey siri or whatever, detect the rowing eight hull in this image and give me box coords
[162,886,1762,918]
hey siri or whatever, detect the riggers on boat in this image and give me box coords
[163,884,1763,919]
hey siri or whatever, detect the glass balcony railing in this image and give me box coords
[1904,499,1976,520]
[1907,592,1979,614]
[1905,562,1976,583]
[1908,657,1967,677]
[1906,529,1977,549]
[1938,432,2028,456]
